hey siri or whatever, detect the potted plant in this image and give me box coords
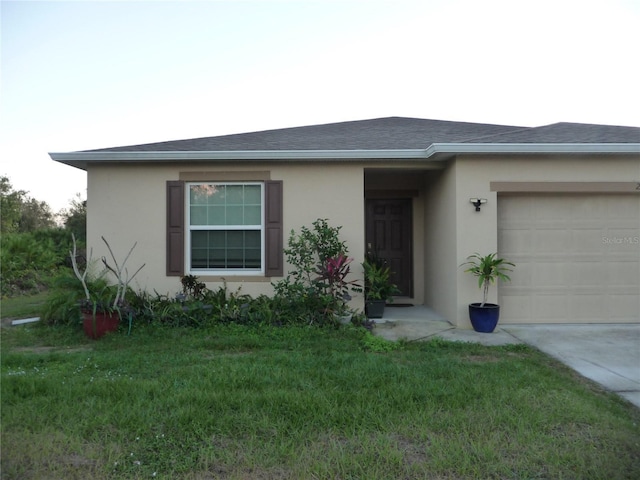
[70,235,145,339]
[461,252,515,333]
[362,257,400,319]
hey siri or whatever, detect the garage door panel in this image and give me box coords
[607,262,639,286]
[532,262,568,286]
[535,230,571,252]
[608,294,640,321]
[571,294,605,318]
[573,261,608,285]
[501,295,531,321]
[498,194,640,324]
[534,295,568,320]
[572,229,605,252]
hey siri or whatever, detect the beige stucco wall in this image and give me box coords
[423,162,458,322]
[451,154,640,328]
[86,162,366,309]
[85,153,638,326]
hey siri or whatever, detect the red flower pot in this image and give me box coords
[82,311,120,339]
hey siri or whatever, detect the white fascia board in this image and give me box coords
[49,149,430,169]
[426,143,640,156]
[50,149,428,161]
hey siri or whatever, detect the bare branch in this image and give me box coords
[70,233,91,301]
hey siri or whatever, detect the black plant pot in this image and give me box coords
[468,303,500,333]
[365,300,386,319]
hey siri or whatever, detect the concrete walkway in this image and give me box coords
[374,305,640,409]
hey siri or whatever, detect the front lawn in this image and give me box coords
[2,323,639,479]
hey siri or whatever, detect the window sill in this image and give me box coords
[192,275,273,283]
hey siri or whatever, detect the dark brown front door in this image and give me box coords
[365,198,412,297]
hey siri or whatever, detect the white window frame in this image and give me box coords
[185,182,265,276]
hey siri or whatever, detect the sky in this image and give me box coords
[2,0,639,212]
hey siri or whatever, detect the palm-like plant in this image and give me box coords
[462,253,515,306]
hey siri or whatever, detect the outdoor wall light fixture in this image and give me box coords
[470,198,487,212]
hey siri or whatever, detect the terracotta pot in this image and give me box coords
[82,311,120,339]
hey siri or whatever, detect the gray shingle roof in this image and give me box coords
[466,122,640,144]
[85,117,527,152]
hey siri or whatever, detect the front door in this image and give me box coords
[365,198,412,297]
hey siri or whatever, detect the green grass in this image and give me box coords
[2,323,639,479]
[0,291,49,321]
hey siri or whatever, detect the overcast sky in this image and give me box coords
[2,0,639,212]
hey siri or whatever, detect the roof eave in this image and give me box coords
[427,143,640,156]
[49,149,431,170]
[50,143,640,171]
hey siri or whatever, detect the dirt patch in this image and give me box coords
[12,346,92,354]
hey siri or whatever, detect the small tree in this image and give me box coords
[0,175,55,233]
[60,194,86,242]
[1,175,25,233]
[461,253,515,306]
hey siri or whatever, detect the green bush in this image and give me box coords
[272,218,357,325]
[41,270,111,326]
[0,229,74,296]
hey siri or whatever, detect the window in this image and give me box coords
[166,179,282,278]
[187,183,264,274]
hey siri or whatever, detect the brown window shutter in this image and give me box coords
[166,180,185,276]
[265,180,283,277]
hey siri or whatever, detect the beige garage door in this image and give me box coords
[498,194,640,324]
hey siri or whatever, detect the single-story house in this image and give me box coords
[50,117,640,327]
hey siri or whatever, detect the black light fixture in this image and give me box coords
[470,198,487,212]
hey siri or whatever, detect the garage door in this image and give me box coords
[498,194,640,324]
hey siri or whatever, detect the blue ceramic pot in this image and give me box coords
[468,303,500,333]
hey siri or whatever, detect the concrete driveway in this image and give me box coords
[502,324,640,409]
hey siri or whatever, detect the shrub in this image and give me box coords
[0,229,73,296]
[41,270,110,326]
[273,219,359,324]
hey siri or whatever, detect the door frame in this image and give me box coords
[365,197,413,298]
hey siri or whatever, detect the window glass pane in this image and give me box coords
[208,185,225,205]
[245,231,261,248]
[191,248,207,269]
[209,248,225,268]
[190,185,206,205]
[245,248,261,268]
[226,206,243,225]
[190,184,219,205]
[227,249,244,268]
[226,185,244,204]
[210,231,226,247]
[227,231,243,245]
[190,206,207,225]
[244,206,261,225]
[192,231,208,248]
[208,206,225,225]
[245,185,261,204]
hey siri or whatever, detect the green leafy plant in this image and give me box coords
[360,330,402,352]
[361,257,399,302]
[0,230,71,296]
[41,271,104,326]
[461,252,515,306]
[283,218,347,285]
[274,219,357,323]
